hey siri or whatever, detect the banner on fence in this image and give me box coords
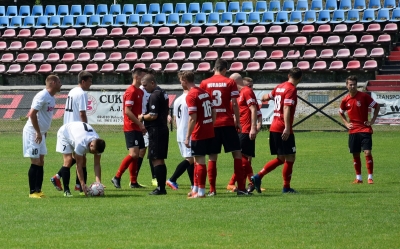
[371,92,400,124]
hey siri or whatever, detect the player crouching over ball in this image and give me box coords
[55,121,106,197]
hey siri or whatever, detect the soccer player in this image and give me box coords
[200,59,250,196]
[251,67,303,194]
[226,75,262,193]
[111,68,147,189]
[183,71,216,198]
[56,121,106,196]
[51,71,93,194]
[139,74,170,195]
[339,75,380,184]
[166,72,195,191]
[23,75,62,198]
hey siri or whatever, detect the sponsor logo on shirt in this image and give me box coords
[207,83,227,88]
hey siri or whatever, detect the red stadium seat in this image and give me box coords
[122,52,138,61]
[363,60,378,70]
[219,26,234,35]
[7,64,21,73]
[179,38,194,48]
[164,39,178,49]
[149,63,163,72]
[76,52,91,62]
[38,64,52,73]
[276,37,290,46]
[116,39,130,49]
[297,61,310,70]
[319,49,334,59]
[245,61,260,71]
[22,64,37,73]
[204,26,218,35]
[204,51,218,61]
[33,29,47,38]
[0,65,5,74]
[60,52,75,62]
[23,41,37,50]
[262,62,277,71]
[53,64,68,73]
[312,61,327,70]
[69,64,83,73]
[187,51,202,60]
[188,26,202,35]
[329,61,344,70]
[268,25,282,34]
[370,48,385,58]
[91,52,106,62]
[17,29,31,38]
[94,27,108,37]
[317,24,331,33]
[54,40,68,50]
[333,24,347,33]
[85,63,99,72]
[125,27,139,36]
[148,39,162,48]
[45,53,60,62]
[139,52,154,61]
[376,34,391,43]
[353,48,367,58]
[343,35,357,45]
[0,53,14,63]
[15,53,29,62]
[155,51,170,61]
[211,38,226,47]
[99,63,114,73]
[164,63,179,72]
[0,42,6,51]
[141,27,155,36]
[48,28,61,38]
[253,50,267,60]
[221,51,235,60]
[171,51,186,61]
[70,40,83,49]
[350,23,364,33]
[346,60,361,70]
[366,23,381,32]
[309,36,323,45]
[278,61,293,71]
[270,50,284,59]
[360,35,374,44]
[2,29,16,38]
[172,27,186,36]
[196,62,211,72]
[131,39,146,49]
[244,37,258,47]
[228,62,244,72]
[8,41,22,50]
[326,35,340,45]
[302,49,317,59]
[115,63,130,72]
[252,25,266,34]
[336,48,350,58]
[293,36,307,46]
[181,62,195,71]
[63,28,77,38]
[100,40,114,49]
[78,28,92,37]
[132,63,146,69]
[156,27,170,36]
[237,50,251,60]
[108,52,122,62]
[301,25,315,34]
[284,25,299,33]
[196,38,210,48]
[110,27,123,37]
[260,37,274,47]
[236,26,250,34]
[383,23,398,33]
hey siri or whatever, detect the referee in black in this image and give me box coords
[139,74,170,195]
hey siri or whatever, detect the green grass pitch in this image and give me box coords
[0,129,399,248]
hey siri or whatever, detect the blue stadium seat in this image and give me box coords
[87,15,100,27]
[47,15,61,28]
[255,1,267,12]
[274,11,289,24]
[325,0,338,11]
[246,12,260,24]
[269,1,281,13]
[202,2,213,13]
[96,4,108,15]
[316,10,331,24]
[19,5,30,16]
[21,16,35,28]
[122,4,134,15]
[383,0,396,9]
[126,14,140,26]
[114,14,127,26]
[57,5,69,16]
[339,0,352,11]
[100,14,114,27]
[344,9,360,23]
[31,5,43,16]
[153,13,166,26]
[331,10,345,23]
[188,3,200,14]
[206,12,220,25]
[296,0,308,12]
[390,8,400,21]
[74,15,87,27]
[360,9,375,22]
[44,5,56,16]
[9,16,22,28]
[302,10,317,24]
[228,2,240,13]
[175,3,187,14]
[260,11,274,25]
[70,5,82,16]
[0,16,8,29]
[166,13,179,26]
[0,6,5,17]
[368,0,381,10]
[34,15,48,28]
[83,5,95,16]
[6,6,18,17]
[241,1,254,12]
[353,0,366,11]
[149,3,160,15]
[60,15,74,28]
[139,14,153,26]
[376,9,390,22]
[215,2,227,13]
[192,13,207,26]
[232,12,247,25]
[219,12,233,26]
[161,3,173,15]
[180,13,193,25]
[135,4,147,15]
[310,0,323,11]
[283,1,295,12]
[110,4,121,15]
[287,11,302,24]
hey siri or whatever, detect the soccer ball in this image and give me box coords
[88,182,105,197]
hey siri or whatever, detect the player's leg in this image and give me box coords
[111,131,136,188]
[75,155,86,192]
[23,128,44,198]
[349,133,363,183]
[188,138,212,198]
[55,132,75,196]
[148,127,169,195]
[362,133,374,184]
[128,131,145,188]
[167,142,193,190]
[207,127,223,196]
[280,134,297,193]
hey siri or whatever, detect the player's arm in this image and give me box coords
[79,110,88,123]
[261,93,272,102]
[368,103,380,126]
[139,94,159,121]
[257,111,262,133]
[28,109,42,144]
[339,109,352,129]
[249,105,257,140]
[125,106,146,133]
[231,98,241,132]
[185,113,197,148]
[93,154,102,183]
[75,154,88,196]
[282,105,291,141]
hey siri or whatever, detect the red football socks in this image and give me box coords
[365,155,373,174]
[116,155,134,178]
[283,161,294,189]
[128,158,138,183]
[258,158,284,178]
[353,156,362,175]
[197,163,207,189]
[234,158,246,191]
[207,160,217,193]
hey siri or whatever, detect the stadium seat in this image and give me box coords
[60,53,75,62]
[237,50,251,60]
[383,0,396,9]
[181,62,195,71]
[342,35,357,45]
[244,37,259,47]
[350,24,364,33]
[376,34,391,43]
[2,29,15,38]
[23,41,37,50]
[274,11,289,25]
[221,51,235,60]
[148,39,162,48]
[245,61,260,72]
[206,12,220,26]
[376,9,390,22]
[339,0,352,10]
[179,38,195,48]
[100,40,115,49]
[204,26,218,35]
[8,41,22,50]
[85,63,99,72]
[302,49,317,59]
[196,62,211,72]
[115,63,130,73]
[326,35,340,45]
[229,62,244,72]
[47,29,61,38]
[201,2,213,14]
[112,14,126,26]
[301,10,317,24]
[363,60,378,70]
[132,63,146,69]
[131,39,146,49]
[196,38,210,48]
[9,16,22,29]
[140,27,154,36]
[126,14,140,26]
[116,39,130,49]
[38,64,52,73]
[100,63,114,73]
[32,5,43,16]
[310,0,323,11]
[253,50,268,60]
[360,35,374,44]
[155,51,170,61]
[252,25,266,34]
[53,64,68,73]
[283,1,295,12]
[180,13,193,26]
[70,5,82,16]
[368,0,381,10]
[215,2,227,13]
[153,13,166,26]
[219,26,234,35]
[78,28,92,37]
[260,37,274,47]
[344,9,360,23]
[188,26,202,35]
[96,4,108,16]
[0,17,9,29]
[21,16,35,29]
[45,53,60,62]
[57,5,69,16]
[228,1,240,13]
[262,62,277,71]
[293,36,307,46]
[353,48,368,58]
[92,52,106,62]
[333,24,348,33]
[171,51,186,61]
[204,51,218,61]
[69,64,83,73]
[331,10,345,24]
[246,12,260,25]
[6,6,18,17]
[268,25,282,34]
[100,14,114,27]
[164,63,179,72]
[296,0,308,12]
[241,1,254,12]
[164,39,178,49]
[228,37,242,47]
[277,37,291,46]
[86,15,101,28]
[139,52,154,61]
[148,3,160,16]
[370,48,385,57]
[309,36,323,45]
[232,12,248,26]
[269,1,281,13]
[301,25,315,33]
[360,9,376,22]
[94,27,108,37]
[110,4,121,16]
[171,27,185,36]
[122,4,134,15]
[149,63,163,72]
[108,52,122,61]
[329,61,344,70]
[287,11,302,24]
[15,53,29,63]
[29,53,44,63]
[85,40,99,50]
[76,52,91,62]
[70,40,84,50]
[192,13,207,26]
[346,60,361,70]
[336,48,351,58]
[316,10,331,24]
[383,23,398,32]
[187,51,202,60]
[83,5,95,16]
[325,0,338,12]
[270,50,284,59]
[73,16,87,27]
[312,61,327,70]
[165,13,179,26]
[297,61,310,70]
[156,27,170,36]
[317,24,331,33]
[22,64,37,74]
[279,61,293,71]
[219,12,233,26]
[0,53,13,63]
[47,15,61,28]
[139,14,153,26]
[63,28,77,38]
[319,49,334,59]
[0,65,7,74]
[7,64,21,74]
[286,50,300,59]
[125,27,139,36]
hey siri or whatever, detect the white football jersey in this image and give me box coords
[60,122,99,156]
[63,87,88,124]
[140,85,151,114]
[173,93,189,142]
[26,89,55,133]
